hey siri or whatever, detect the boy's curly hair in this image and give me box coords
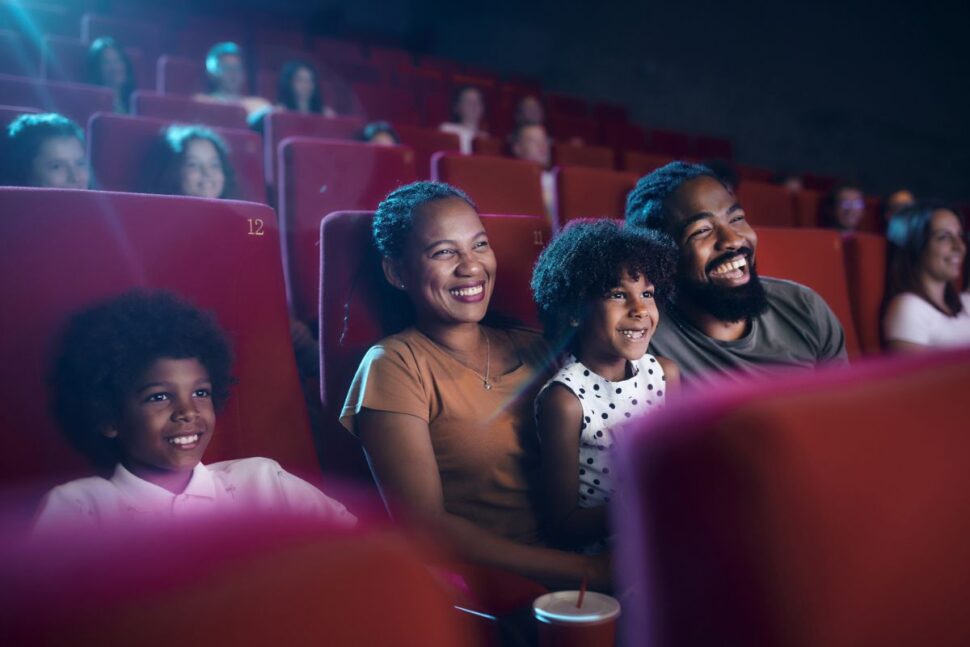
[48,290,234,469]
[531,219,678,350]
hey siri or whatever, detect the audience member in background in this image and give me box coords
[822,183,867,231]
[341,181,611,590]
[276,60,336,117]
[509,121,555,220]
[770,171,804,192]
[514,94,545,126]
[439,86,486,154]
[882,202,970,351]
[626,162,848,386]
[702,159,740,194]
[34,290,355,533]
[531,219,679,551]
[358,121,400,146]
[2,113,89,189]
[195,42,271,117]
[85,37,135,114]
[882,188,916,223]
[139,125,237,200]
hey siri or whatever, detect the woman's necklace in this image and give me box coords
[443,328,492,390]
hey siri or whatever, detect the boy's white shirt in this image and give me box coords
[33,457,356,533]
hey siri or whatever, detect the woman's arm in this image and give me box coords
[535,384,608,548]
[357,407,611,590]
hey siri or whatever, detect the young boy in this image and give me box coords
[34,290,354,532]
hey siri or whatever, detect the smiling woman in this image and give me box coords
[138,125,237,200]
[340,181,612,590]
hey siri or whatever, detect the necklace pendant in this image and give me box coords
[483,380,492,391]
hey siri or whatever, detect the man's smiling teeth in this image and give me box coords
[168,434,199,446]
[710,256,747,276]
[620,329,646,340]
[450,284,483,297]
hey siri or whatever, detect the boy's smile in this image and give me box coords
[104,357,215,493]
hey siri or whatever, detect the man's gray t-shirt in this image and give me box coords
[649,277,849,386]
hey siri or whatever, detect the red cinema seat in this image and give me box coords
[264,111,367,186]
[42,36,153,90]
[551,142,615,170]
[0,188,317,512]
[174,19,249,59]
[350,82,420,125]
[88,113,266,204]
[80,13,163,59]
[754,227,862,357]
[554,166,638,230]
[0,28,38,77]
[545,92,588,117]
[318,211,550,479]
[793,188,823,227]
[648,129,691,157]
[615,348,970,646]
[0,103,36,127]
[842,232,888,355]
[737,180,796,228]
[862,195,883,234]
[131,90,248,129]
[593,102,628,125]
[0,73,113,126]
[156,55,206,96]
[312,36,365,64]
[2,518,481,647]
[692,134,734,160]
[621,150,676,176]
[547,114,599,145]
[603,122,648,152]
[394,124,461,179]
[278,138,418,322]
[737,165,776,183]
[433,153,545,218]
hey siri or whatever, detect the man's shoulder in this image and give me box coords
[760,277,832,314]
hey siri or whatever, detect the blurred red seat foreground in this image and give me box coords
[0,515,483,646]
[615,348,970,646]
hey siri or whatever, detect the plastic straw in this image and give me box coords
[576,576,588,608]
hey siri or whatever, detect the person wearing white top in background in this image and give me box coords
[883,202,970,351]
[439,86,487,154]
[34,290,354,534]
[510,121,556,223]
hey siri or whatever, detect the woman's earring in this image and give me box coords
[398,283,406,289]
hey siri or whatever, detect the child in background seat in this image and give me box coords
[531,219,679,550]
[34,290,354,533]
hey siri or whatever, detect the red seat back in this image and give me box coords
[551,142,615,170]
[692,134,734,160]
[432,152,545,217]
[843,232,888,355]
[88,113,266,204]
[621,150,676,176]
[394,124,461,179]
[0,28,38,77]
[648,129,691,157]
[131,90,248,129]
[616,348,970,646]
[737,180,796,227]
[0,188,316,505]
[0,73,113,126]
[264,111,367,185]
[80,13,164,59]
[470,135,504,156]
[318,211,549,479]
[174,19,248,59]
[156,55,206,95]
[553,166,637,231]
[547,113,600,144]
[754,227,862,357]
[278,138,418,322]
[350,82,420,125]
[793,187,823,227]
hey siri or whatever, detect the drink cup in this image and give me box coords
[533,590,621,647]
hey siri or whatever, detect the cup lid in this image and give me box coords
[533,591,621,624]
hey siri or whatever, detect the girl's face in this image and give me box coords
[455,88,484,125]
[389,197,496,328]
[29,136,89,189]
[100,46,127,89]
[920,209,966,284]
[179,138,225,199]
[104,357,216,485]
[291,66,315,107]
[578,270,659,375]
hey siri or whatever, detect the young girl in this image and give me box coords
[138,125,238,200]
[531,219,680,549]
[34,290,354,532]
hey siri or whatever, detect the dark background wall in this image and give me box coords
[212,0,970,201]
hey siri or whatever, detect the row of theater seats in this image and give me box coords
[0,186,890,486]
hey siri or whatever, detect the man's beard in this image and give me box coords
[676,256,769,323]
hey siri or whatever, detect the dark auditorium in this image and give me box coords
[2,0,969,645]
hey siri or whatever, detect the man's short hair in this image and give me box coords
[625,161,722,233]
